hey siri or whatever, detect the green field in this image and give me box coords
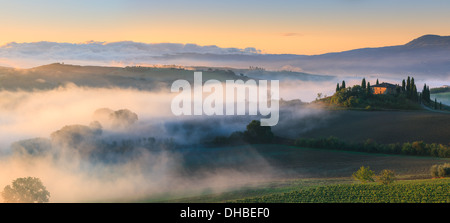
[147,106,450,203]
[235,178,450,203]
[159,177,450,203]
[144,144,450,203]
[158,178,352,203]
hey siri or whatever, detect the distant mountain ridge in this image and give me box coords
[143,34,450,79]
[0,35,449,79]
[405,34,450,48]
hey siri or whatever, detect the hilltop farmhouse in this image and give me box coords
[370,82,398,95]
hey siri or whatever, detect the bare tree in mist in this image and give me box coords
[2,177,50,203]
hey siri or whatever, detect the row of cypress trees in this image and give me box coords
[336,78,380,93]
[336,76,433,104]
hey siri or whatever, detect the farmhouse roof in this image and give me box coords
[370,82,398,88]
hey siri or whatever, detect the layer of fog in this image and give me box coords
[0,85,173,149]
[3,71,448,202]
[0,80,336,202]
[0,78,342,148]
[431,93,450,106]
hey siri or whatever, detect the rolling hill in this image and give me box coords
[0,63,333,91]
[284,109,450,145]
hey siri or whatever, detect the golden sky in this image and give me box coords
[1,0,449,55]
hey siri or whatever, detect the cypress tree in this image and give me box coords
[361,78,366,89]
[396,86,401,95]
[410,77,416,99]
[376,79,379,85]
[406,76,411,93]
[402,79,406,92]
[412,84,418,101]
[422,84,428,103]
[341,80,346,89]
[422,84,427,101]
[336,83,340,92]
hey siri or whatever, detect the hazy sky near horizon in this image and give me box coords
[1,0,450,55]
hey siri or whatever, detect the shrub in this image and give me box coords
[430,163,450,178]
[377,169,396,185]
[438,164,450,177]
[352,166,375,184]
[430,165,439,178]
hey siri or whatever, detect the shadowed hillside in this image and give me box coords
[289,110,450,144]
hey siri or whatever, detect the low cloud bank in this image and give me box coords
[0,41,261,68]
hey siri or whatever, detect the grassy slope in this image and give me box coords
[235,178,450,203]
[142,145,450,203]
[158,177,450,203]
[161,106,450,203]
[284,109,450,144]
[159,178,352,203]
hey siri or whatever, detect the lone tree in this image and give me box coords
[377,169,396,185]
[406,76,411,93]
[352,166,375,184]
[2,177,50,203]
[244,120,274,144]
[422,84,431,103]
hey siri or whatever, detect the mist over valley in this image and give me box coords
[1,36,450,203]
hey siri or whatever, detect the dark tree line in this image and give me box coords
[388,76,420,102]
[295,136,450,158]
[212,120,274,146]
